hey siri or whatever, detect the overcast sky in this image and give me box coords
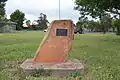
[5,0,80,23]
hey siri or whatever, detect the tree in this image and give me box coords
[75,21,84,34]
[100,14,112,33]
[75,0,120,18]
[87,20,96,32]
[37,13,49,30]
[76,18,88,34]
[75,0,120,34]
[26,20,31,27]
[85,20,101,32]
[75,0,105,19]
[113,19,120,35]
[10,10,25,30]
[0,0,8,21]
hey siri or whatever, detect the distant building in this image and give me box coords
[0,21,17,33]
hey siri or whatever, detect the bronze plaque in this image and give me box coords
[56,29,67,36]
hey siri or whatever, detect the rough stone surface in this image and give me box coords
[20,59,84,77]
[34,20,74,62]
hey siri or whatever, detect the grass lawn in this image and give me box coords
[0,31,120,80]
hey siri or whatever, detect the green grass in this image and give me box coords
[0,31,120,80]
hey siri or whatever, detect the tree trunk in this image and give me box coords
[116,27,120,35]
[116,14,120,35]
[112,27,115,32]
[102,27,106,34]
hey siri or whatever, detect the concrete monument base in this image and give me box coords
[20,59,84,77]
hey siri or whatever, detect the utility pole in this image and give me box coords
[59,0,61,20]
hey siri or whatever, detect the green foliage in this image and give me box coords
[0,0,8,21]
[87,20,95,30]
[0,8,5,18]
[37,13,49,30]
[26,20,31,27]
[75,0,115,33]
[87,20,101,32]
[31,69,52,77]
[75,18,88,34]
[76,14,113,33]
[10,9,25,30]
[75,0,120,19]
[113,19,120,28]
[70,70,83,79]
[0,15,8,22]
[75,21,84,34]
[113,19,120,35]
[100,14,112,33]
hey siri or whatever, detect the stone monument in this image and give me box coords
[21,20,84,77]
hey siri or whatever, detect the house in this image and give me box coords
[0,21,17,33]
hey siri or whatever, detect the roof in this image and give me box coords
[0,21,17,25]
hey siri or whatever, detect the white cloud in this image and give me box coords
[5,0,79,23]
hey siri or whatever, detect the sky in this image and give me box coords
[5,0,80,23]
